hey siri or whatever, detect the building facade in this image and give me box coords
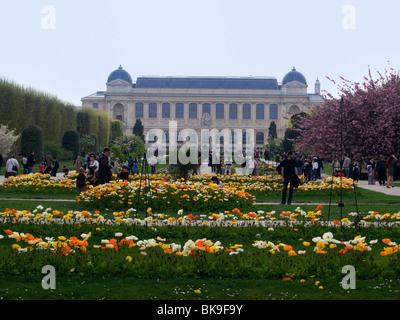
[81,66,323,150]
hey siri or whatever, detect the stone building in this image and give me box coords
[81,66,323,151]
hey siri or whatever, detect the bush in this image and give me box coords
[44,141,74,161]
[20,125,44,161]
[62,130,80,159]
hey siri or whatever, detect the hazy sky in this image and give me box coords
[0,0,399,106]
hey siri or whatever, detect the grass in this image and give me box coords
[1,277,400,300]
[1,173,400,302]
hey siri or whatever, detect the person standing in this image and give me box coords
[27,151,36,174]
[312,157,319,181]
[377,157,387,186]
[76,167,87,194]
[97,147,112,185]
[317,156,323,179]
[5,155,19,178]
[132,157,139,174]
[51,156,59,177]
[224,155,232,175]
[74,156,84,172]
[352,160,360,182]
[38,158,44,174]
[44,152,54,173]
[297,156,304,176]
[281,151,298,205]
[21,155,28,174]
[127,156,134,175]
[342,156,350,178]
[366,161,375,185]
[87,153,99,174]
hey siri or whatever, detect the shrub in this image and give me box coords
[20,125,44,161]
[62,130,80,159]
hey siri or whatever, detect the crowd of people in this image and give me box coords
[1,147,399,196]
[330,154,399,188]
[0,152,60,178]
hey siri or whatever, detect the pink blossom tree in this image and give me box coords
[295,66,400,160]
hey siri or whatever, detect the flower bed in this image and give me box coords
[0,172,356,198]
[1,224,400,280]
[75,178,254,212]
[1,204,400,228]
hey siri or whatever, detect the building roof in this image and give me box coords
[282,67,307,85]
[135,76,280,90]
[107,65,133,83]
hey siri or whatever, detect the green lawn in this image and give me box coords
[1,174,400,302]
[1,277,399,300]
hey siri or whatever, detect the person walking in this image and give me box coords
[387,155,397,188]
[281,151,299,205]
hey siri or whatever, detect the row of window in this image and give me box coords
[134,102,279,120]
[149,130,266,144]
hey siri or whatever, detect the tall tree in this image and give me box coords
[295,67,400,160]
[133,119,145,142]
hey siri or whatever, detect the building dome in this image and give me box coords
[282,67,307,85]
[107,65,132,83]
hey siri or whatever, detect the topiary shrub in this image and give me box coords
[20,125,44,161]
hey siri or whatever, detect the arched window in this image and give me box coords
[162,103,170,118]
[189,103,197,119]
[149,102,157,118]
[202,103,211,115]
[269,104,278,120]
[243,104,251,119]
[256,104,265,119]
[229,103,238,119]
[135,102,143,118]
[175,103,184,118]
[216,103,224,119]
[113,103,124,122]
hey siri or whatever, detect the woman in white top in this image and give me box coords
[87,153,99,173]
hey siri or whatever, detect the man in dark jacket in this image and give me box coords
[280,151,298,205]
[97,147,112,185]
[27,151,36,174]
